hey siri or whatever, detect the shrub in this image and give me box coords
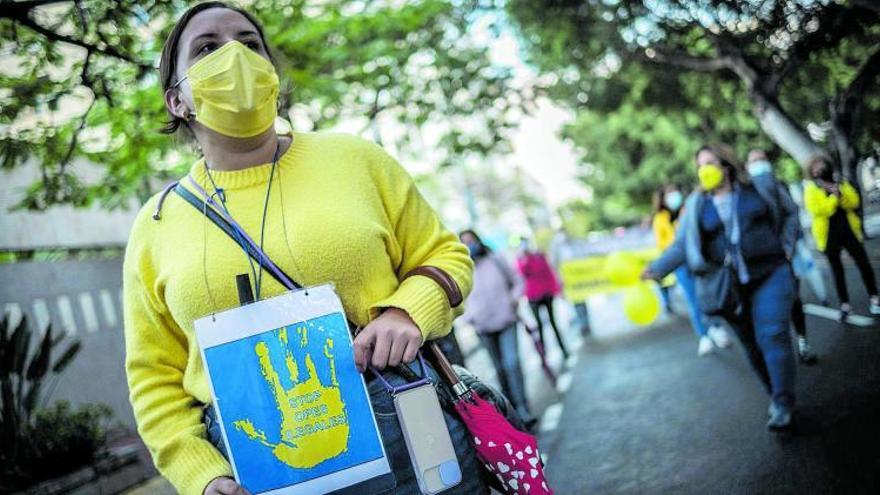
[0,313,112,492]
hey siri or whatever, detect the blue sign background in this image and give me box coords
[204,312,384,494]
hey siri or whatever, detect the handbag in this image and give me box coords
[696,191,742,316]
[695,255,741,316]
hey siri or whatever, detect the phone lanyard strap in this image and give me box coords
[182,177,298,290]
[371,352,432,395]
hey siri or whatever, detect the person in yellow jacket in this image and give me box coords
[803,156,880,318]
[651,186,679,313]
[123,3,486,495]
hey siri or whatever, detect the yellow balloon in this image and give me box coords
[605,252,642,286]
[623,283,661,325]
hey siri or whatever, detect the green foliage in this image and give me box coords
[0,313,95,492]
[508,0,880,212]
[1,0,527,210]
[29,401,114,482]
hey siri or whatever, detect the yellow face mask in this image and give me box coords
[175,41,279,138]
[698,163,725,191]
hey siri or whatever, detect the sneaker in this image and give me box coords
[797,337,818,364]
[840,303,852,322]
[767,402,793,430]
[698,336,714,357]
[707,326,731,348]
[870,296,880,316]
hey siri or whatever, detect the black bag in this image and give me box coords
[695,258,741,316]
[696,190,746,316]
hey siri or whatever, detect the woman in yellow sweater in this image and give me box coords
[123,3,485,494]
[803,156,880,318]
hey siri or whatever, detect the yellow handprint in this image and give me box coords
[233,325,350,469]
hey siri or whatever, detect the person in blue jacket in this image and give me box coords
[642,144,800,430]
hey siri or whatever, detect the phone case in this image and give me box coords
[393,384,462,494]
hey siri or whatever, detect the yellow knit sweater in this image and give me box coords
[123,132,473,495]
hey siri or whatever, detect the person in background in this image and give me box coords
[643,144,800,430]
[804,156,880,318]
[652,185,731,356]
[460,230,535,425]
[651,186,679,314]
[550,231,592,336]
[516,238,570,360]
[747,150,817,364]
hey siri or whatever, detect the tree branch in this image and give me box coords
[0,0,71,18]
[852,0,880,14]
[58,97,95,174]
[767,4,878,93]
[7,9,152,70]
[637,48,732,72]
[831,44,880,136]
[843,45,880,103]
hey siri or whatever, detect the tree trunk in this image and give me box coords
[749,90,823,165]
[827,120,859,183]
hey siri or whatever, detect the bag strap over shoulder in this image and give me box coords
[173,182,301,290]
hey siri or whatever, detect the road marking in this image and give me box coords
[803,303,876,327]
[539,403,564,432]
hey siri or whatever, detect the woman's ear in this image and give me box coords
[164,87,190,121]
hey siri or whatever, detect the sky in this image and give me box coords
[476,18,589,210]
[320,14,590,216]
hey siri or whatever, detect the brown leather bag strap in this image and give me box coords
[402,265,464,308]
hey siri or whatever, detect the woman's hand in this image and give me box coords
[353,308,423,372]
[204,477,251,495]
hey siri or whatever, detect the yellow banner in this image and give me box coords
[559,248,674,301]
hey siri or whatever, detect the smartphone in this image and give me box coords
[394,384,462,494]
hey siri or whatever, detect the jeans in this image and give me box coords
[791,280,806,337]
[675,266,708,338]
[204,361,488,495]
[478,324,529,412]
[573,301,591,335]
[724,263,797,409]
[659,285,673,311]
[528,295,569,358]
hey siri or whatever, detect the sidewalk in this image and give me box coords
[539,242,880,494]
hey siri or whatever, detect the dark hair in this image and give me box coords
[806,154,835,181]
[694,143,749,185]
[651,188,666,215]
[652,186,681,221]
[158,1,275,136]
[459,229,492,256]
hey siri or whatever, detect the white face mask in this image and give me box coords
[664,191,683,211]
[747,160,773,177]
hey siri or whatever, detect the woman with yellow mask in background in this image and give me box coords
[122,3,487,494]
[643,144,800,431]
[804,156,880,319]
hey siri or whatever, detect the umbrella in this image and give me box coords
[520,320,558,387]
[428,343,554,495]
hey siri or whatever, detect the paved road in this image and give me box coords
[539,245,880,494]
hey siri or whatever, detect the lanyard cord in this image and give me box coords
[203,140,282,300]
